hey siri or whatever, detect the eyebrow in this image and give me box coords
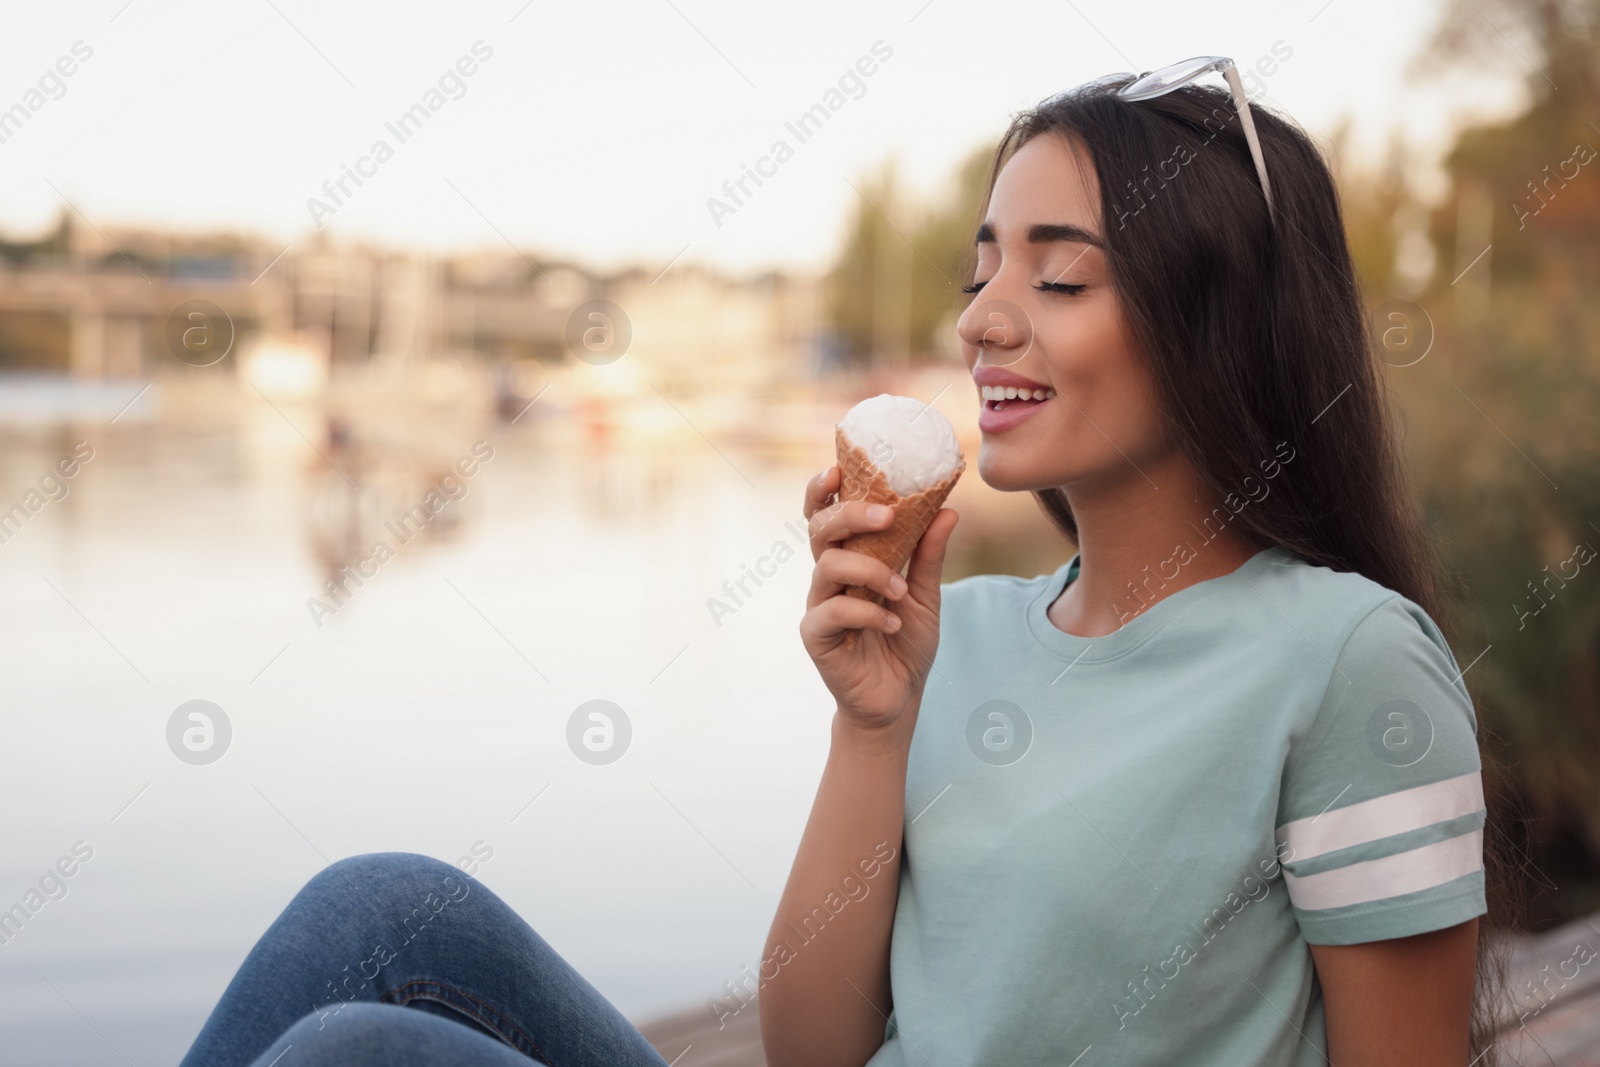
[974,221,1104,247]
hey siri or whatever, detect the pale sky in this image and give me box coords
[0,0,1529,274]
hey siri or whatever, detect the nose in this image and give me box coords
[957,295,1034,364]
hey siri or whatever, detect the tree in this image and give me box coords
[1393,0,1600,925]
[825,145,995,365]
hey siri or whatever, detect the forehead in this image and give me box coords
[985,133,1102,238]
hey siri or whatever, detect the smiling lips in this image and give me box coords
[974,369,1056,433]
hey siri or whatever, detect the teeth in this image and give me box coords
[980,384,1056,402]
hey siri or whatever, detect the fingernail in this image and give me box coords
[889,574,908,597]
[867,504,892,523]
[885,612,901,631]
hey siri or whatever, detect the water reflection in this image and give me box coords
[304,413,480,599]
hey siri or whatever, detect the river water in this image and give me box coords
[0,372,1056,1064]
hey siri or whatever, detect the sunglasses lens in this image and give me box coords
[1118,55,1228,100]
[1076,72,1134,94]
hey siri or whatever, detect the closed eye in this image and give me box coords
[960,280,1087,295]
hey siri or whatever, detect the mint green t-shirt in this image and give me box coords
[868,545,1487,1066]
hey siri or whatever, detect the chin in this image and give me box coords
[976,448,1058,494]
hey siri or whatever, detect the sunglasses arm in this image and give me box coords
[1223,63,1276,213]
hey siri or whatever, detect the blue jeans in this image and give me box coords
[180,852,671,1067]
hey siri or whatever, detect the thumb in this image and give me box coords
[905,508,958,603]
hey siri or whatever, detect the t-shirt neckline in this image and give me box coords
[1027,544,1287,664]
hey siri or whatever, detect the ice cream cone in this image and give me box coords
[834,425,965,606]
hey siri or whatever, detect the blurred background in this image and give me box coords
[1,0,1596,1063]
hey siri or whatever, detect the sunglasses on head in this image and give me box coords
[1073,55,1275,213]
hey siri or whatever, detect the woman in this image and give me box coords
[765,62,1505,1067]
[179,61,1505,1067]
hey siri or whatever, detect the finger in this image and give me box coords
[904,508,959,604]
[802,466,840,521]
[808,547,909,609]
[809,499,895,559]
[801,595,902,644]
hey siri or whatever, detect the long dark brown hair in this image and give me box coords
[972,79,1518,1062]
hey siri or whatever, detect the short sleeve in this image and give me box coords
[1274,595,1487,945]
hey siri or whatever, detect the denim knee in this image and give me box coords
[262,1001,391,1056]
[261,1002,499,1065]
[301,852,462,902]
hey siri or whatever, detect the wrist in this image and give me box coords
[831,705,917,757]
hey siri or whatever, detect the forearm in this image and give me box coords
[759,712,914,1067]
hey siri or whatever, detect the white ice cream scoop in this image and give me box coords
[837,394,964,497]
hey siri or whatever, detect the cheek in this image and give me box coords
[1038,297,1140,421]
[1036,301,1164,458]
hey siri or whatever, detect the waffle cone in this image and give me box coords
[834,426,965,604]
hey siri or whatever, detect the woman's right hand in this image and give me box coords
[799,465,960,735]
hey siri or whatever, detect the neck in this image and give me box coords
[1048,452,1264,638]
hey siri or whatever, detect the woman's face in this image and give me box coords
[956,133,1170,493]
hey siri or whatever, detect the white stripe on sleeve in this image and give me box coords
[1276,770,1484,861]
[1282,828,1483,911]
